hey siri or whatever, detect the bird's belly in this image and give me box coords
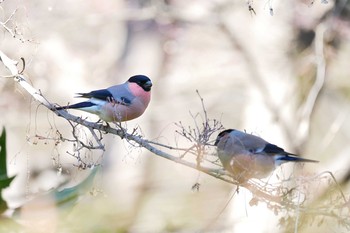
[101,102,146,122]
[226,154,275,182]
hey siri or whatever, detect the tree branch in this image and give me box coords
[0,50,231,183]
[297,23,327,146]
[1,50,348,225]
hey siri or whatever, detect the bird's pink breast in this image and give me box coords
[128,82,151,107]
[99,83,151,122]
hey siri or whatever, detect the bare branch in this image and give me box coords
[0,8,35,43]
[0,9,19,38]
[1,50,348,226]
[0,49,229,179]
[297,23,327,145]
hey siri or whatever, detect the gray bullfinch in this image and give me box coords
[214,129,318,183]
[57,75,152,122]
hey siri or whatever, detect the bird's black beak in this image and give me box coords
[142,80,152,91]
[144,80,152,88]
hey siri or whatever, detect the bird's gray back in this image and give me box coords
[229,130,268,153]
[107,83,135,103]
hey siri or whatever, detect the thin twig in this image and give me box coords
[297,23,327,145]
[88,127,105,151]
[144,139,194,152]
[1,50,349,224]
[0,49,230,181]
[0,9,18,38]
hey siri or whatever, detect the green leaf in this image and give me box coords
[54,167,99,209]
[0,176,15,189]
[0,127,7,177]
[0,128,10,214]
[0,128,17,214]
[0,199,7,214]
[0,215,22,231]
[13,167,99,217]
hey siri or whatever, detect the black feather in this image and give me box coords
[128,75,152,92]
[119,97,131,105]
[56,101,96,110]
[214,129,235,146]
[77,90,131,106]
[262,143,288,155]
[77,89,113,101]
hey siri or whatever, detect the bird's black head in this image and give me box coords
[128,75,152,92]
[214,129,235,146]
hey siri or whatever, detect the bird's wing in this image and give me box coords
[77,87,132,106]
[77,89,112,100]
[245,136,318,163]
[259,143,289,155]
[55,101,96,110]
[108,83,136,105]
[232,132,271,154]
[231,131,293,156]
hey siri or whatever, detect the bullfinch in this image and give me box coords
[214,129,318,183]
[56,75,152,122]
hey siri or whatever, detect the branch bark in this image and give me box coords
[1,50,348,225]
[0,50,231,183]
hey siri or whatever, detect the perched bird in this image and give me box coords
[56,75,152,122]
[214,129,318,183]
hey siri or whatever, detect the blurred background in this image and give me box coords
[0,0,350,232]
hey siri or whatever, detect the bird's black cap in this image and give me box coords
[214,129,235,146]
[128,75,152,92]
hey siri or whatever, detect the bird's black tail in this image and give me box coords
[276,155,319,163]
[56,101,96,110]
